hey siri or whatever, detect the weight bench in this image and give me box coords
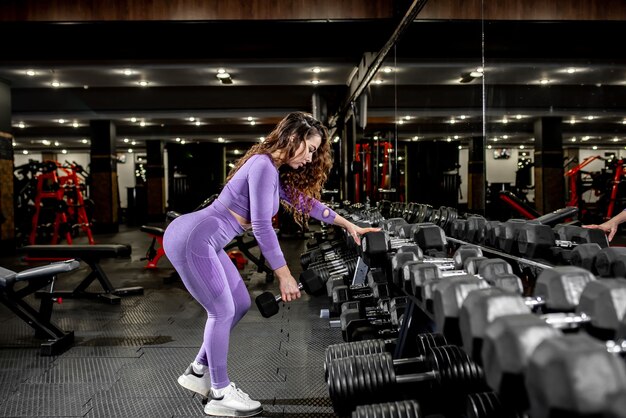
[0,260,79,356]
[140,225,167,269]
[19,244,142,304]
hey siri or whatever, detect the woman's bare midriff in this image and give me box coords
[228,208,252,230]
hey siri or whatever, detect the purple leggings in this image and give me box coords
[163,201,251,389]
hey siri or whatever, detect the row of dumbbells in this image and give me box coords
[324,216,626,417]
[449,215,615,269]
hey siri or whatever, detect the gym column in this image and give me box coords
[468,136,486,215]
[89,120,119,233]
[145,140,165,222]
[534,117,565,214]
[0,80,15,252]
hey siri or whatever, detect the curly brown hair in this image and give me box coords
[226,111,333,223]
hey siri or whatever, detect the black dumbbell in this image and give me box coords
[341,297,408,342]
[352,400,422,418]
[326,345,486,416]
[255,270,325,318]
[324,332,447,380]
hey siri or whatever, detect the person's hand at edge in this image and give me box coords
[344,223,381,246]
[583,220,618,242]
[274,265,301,302]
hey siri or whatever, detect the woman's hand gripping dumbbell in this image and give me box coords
[255,269,326,318]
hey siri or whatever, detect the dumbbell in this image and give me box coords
[516,222,609,260]
[465,391,522,418]
[299,240,351,269]
[483,319,626,418]
[255,270,325,318]
[352,400,422,418]
[341,297,409,342]
[398,245,484,295]
[595,246,626,278]
[326,345,486,416]
[331,281,390,314]
[301,254,358,284]
[460,269,626,366]
[324,332,448,379]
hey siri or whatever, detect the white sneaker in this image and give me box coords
[177,362,211,397]
[204,382,263,417]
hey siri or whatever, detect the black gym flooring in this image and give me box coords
[0,225,343,418]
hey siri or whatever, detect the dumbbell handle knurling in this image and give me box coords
[274,282,304,302]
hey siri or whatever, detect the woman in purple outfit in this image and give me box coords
[163,111,377,417]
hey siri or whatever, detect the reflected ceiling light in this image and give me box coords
[130,117,137,123]
[216,68,233,84]
[623,119,626,124]
[404,115,411,120]
[181,140,186,144]
[26,70,37,76]
[446,137,452,142]
[333,136,340,143]
[582,136,590,141]
[188,117,195,122]
[250,120,256,126]
[502,118,509,124]
[397,120,404,125]
[469,68,483,78]
[259,136,265,142]
[42,139,51,145]
[247,116,254,121]
[131,140,137,145]
[449,119,456,124]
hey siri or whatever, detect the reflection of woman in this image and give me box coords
[163,111,378,417]
[584,210,626,242]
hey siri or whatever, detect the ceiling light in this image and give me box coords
[374,79,383,84]
[250,120,256,126]
[217,137,225,143]
[592,145,598,150]
[81,138,88,144]
[310,79,321,85]
[613,137,620,142]
[470,70,483,78]
[487,145,492,149]
[137,80,149,87]
[54,141,60,146]
[539,79,550,85]
[566,68,577,74]
[61,149,67,154]
[51,81,61,87]
[195,121,201,126]
[503,135,509,139]
[458,145,462,150]
[312,67,321,73]
[18,122,25,128]
[58,119,65,124]
[123,138,129,143]
[516,115,523,119]
[22,150,28,155]
[520,145,525,149]
[571,137,577,142]
[459,115,467,120]
[128,148,133,153]
[123,69,133,76]
[259,137,265,142]
[397,120,404,125]
[586,115,595,120]
[216,69,233,84]
[139,121,146,127]
[569,118,577,124]
[72,122,79,128]
[383,67,394,73]
[42,139,51,145]
[26,70,36,76]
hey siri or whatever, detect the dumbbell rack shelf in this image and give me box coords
[446,236,553,279]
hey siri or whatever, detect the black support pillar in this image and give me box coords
[90,120,119,233]
[0,80,14,252]
[534,117,565,214]
[341,114,356,203]
[468,136,486,215]
[145,140,165,222]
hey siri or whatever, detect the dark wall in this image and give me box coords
[406,141,459,207]
[0,82,11,133]
[166,142,225,213]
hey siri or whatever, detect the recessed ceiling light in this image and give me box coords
[123,69,133,76]
[312,67,321,73]
[310,80,321,85]
[22,150,29,155]
[195,121,201,126]
[218,137,225,143]
[54,141,60,146]
[382,67,394,73]
[175,137,181,142]
[586,115,595,120]
[128,148,133,153]
[130,117,137,123]
[592,145,598,150]
[81,138,88,144]
[58,119,65,124]
[26,70,36,76]
[515,115,523,119]
[139,121,146,127]
[51,81,61,87]
[487,145,492,149]
[72,122,79,128]
[539,79,550,85]
[137,80,149,87]
[566,68,577,74]
[123,138,129,143]
[17,122,25,129]
[61,149,67,154]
